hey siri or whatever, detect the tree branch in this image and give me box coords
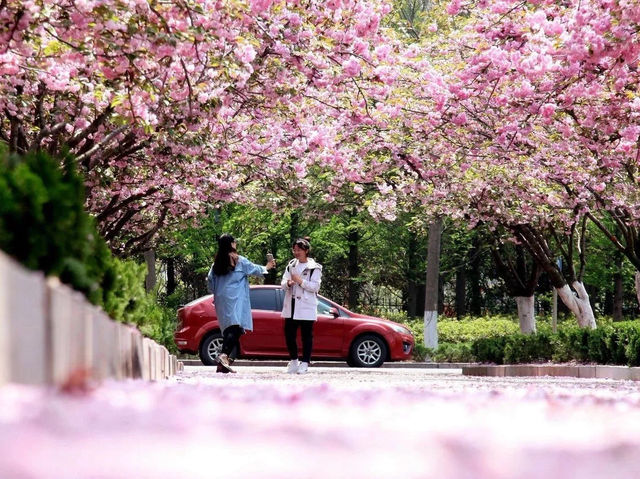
[96,187,159,222]
[67,106,114,149]
[75,126,128,165]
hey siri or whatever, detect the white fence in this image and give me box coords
[0,250,181,386]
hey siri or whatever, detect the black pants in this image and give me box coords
[221,325,243,357]
[284,318,314,363]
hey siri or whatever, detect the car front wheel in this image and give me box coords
[199,332,223,366]
[349,334,387,368]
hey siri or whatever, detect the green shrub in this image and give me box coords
[469,320,640,366]
[503,331,554,363]
[471,336,508,364]
[428,342,474,362]
[0,146,96,282]
[438,316,520,343]
[0,147,174,349]
[412,344,428,362]
[371,305,640,367]
[628,333,640,367]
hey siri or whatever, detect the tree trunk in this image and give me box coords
[556,282,596,329]
[635,272,640,312]
[144,249,156,293]
[406,232,420,317]
[455,269,467,318]
[289,211,299,245]
[424,219,442,350]
[468,236,482,316]
[515,296,536,334]
[406,282,418,317]
[347,227,360,310]
[511,223,594,329]
[613,257,623,321]
[166,257,176,296]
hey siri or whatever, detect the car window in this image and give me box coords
[317,298,333,315]
[249,289,278,311]
[275,288,284,310]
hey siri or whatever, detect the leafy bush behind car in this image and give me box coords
[387,312,640,366]
[0,147,175,352]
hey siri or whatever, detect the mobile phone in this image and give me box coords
[266,253,274,262]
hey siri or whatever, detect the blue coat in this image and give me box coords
[206,256,267,333]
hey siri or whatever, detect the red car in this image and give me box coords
[175,285,414,367]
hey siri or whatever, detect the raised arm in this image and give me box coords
[239,256,268,277]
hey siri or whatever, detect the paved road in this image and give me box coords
[1,365,640,479]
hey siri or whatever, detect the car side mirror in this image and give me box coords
[329,307,339,318]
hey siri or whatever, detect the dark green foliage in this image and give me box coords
[471,336,508,364]
[0,147,172,347]
[502,332,554,364]
[0,146,91,276]
[421,316,640,366]
[428,342,474,362]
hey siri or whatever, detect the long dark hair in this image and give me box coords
[213,233,236,276]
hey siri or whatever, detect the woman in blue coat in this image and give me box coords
[207,234,276,373]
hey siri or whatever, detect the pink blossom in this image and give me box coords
[452,113,467,126]
[343,58,361,77]
[446,0,462,16]
[234,44,257,64]
[540,103,555,120]
[249,0,274,14]
[621,125,640,142]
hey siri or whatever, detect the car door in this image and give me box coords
[240,288,287,355]
[313,297,344,356]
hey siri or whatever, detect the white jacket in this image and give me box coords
[280,258,323,320]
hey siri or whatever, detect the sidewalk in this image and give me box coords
[178,359,640,381]
[178,359,467,368]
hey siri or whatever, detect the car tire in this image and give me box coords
[349,334,387,368]
[199,331,223,366]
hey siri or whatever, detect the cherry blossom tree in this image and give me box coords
[357,0,640,328]
[0,0,397,253]
[441,0,640,325]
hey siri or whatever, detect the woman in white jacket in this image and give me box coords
[281,237,322,374]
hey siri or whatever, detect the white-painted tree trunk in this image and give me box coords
[515,296,536,334]
[423,219,442,352]
[635,272,640,310]
[424,310,438,350]
[555,282,596,329]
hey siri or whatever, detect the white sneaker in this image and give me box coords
[286,359,299,374]
[297,362,309,374]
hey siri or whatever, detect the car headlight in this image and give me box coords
[390,323,411,335]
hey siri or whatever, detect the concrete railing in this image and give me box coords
[0,250,181,386]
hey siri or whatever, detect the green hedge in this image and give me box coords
[0,146,175,352]
[469,323,640,366]
[392,314,640,366]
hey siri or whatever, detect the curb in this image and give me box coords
[462,364,640,381]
